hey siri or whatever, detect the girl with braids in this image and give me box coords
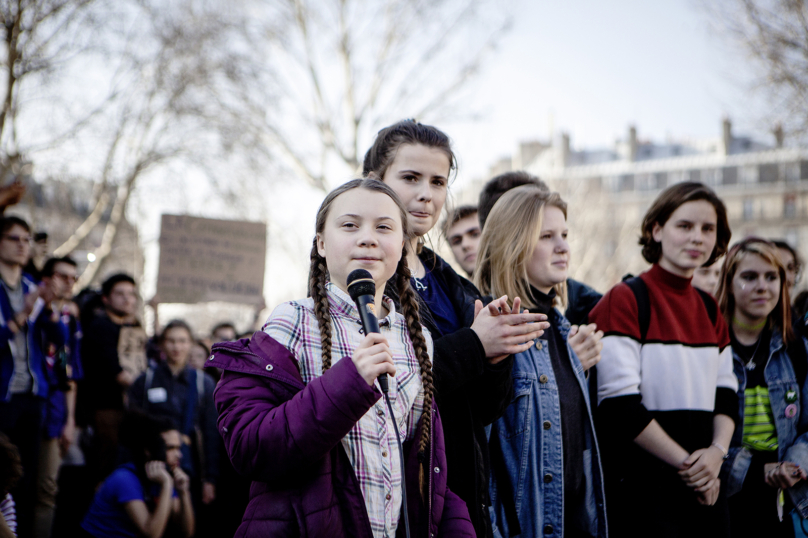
[208,179,474,538]
[715,238,808,537]
[363,120,551,538]
[477,186,607,538]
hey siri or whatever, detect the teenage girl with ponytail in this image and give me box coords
[363,120,550,538]
[208,179,474,538]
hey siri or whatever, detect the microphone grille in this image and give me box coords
[347,269,376,300]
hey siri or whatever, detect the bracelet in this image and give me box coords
[710,442,729,460]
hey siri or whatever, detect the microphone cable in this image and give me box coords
[347,268,411,538]
[383,390,411,538]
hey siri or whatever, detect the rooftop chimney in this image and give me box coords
[628,125,638,161]
[721,117,732,156]
[773,123,784,148]
[555,132,570,168]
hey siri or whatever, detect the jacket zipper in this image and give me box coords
[428,407,434,536]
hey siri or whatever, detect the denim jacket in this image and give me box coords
[489,309,608,538]
[721,331,808,517]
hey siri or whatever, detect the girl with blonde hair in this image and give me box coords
[478,185,607,538]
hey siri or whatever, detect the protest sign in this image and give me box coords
[118,326,148,379]
[156,215,267,305]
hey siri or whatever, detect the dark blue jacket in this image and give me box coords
[0,275,66,401]
[128,361,220,484]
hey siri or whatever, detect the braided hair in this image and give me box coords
[309,178,435,493]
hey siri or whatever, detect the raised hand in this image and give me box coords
[568,323,604,372]
[145,461,173,486]
[173,467,191,493]
[472,295,550,364]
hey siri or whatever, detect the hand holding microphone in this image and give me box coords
[352,333,396,388]
[347,269,394,391]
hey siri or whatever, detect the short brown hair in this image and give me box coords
[441,204,478,239]
[478,171,550,229]
[639,182,730,265]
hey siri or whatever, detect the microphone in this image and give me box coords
[347,269,386,393]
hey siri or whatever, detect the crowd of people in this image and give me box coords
[0,119,807,538]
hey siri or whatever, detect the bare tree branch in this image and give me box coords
[704,0,808,138]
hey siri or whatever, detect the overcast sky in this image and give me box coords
[443,0,764,191]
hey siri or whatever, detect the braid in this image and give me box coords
[308,239,333,372]
[395,248,434,495]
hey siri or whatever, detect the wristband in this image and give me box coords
[711,442,729,460]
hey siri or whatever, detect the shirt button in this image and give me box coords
[377,409,384,416]
[536,342,543,350]
[386,493,391,500]
[382,451,388,457]
[434,467,440,474]
[544,524,553,534]
[544,473,553,483]
[208,355,214,361]
[265,364,273,371]
[543,420,552,430]
[539,374,549,384]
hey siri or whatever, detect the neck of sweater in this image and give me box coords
[528,286,556,315]
[648,263,692,294]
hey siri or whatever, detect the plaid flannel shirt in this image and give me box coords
[263,282,428,538]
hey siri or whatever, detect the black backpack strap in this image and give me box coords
[142,366,154,413]
[694,287,718,325]
[624,277,650,342]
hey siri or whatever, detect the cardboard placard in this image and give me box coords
[117,326,148,379]
[156,215,267,305]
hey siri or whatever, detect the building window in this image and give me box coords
[801,160,808,180]
[722,166,738,185]
[759,163,779,183]
[619,174,634,192]
[741,165,758,183]
[654,172,667,190]
[635,173,651,191]
[688,170,701,182]
[784,194,797,219]
[743,199,754,221]
[786,162,800,183]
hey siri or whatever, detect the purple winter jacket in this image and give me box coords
[207,330,475,538]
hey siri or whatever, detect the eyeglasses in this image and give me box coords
[53,272,77,283]
[2,234,31,245]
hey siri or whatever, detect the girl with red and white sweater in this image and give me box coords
[589,182,739,538]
